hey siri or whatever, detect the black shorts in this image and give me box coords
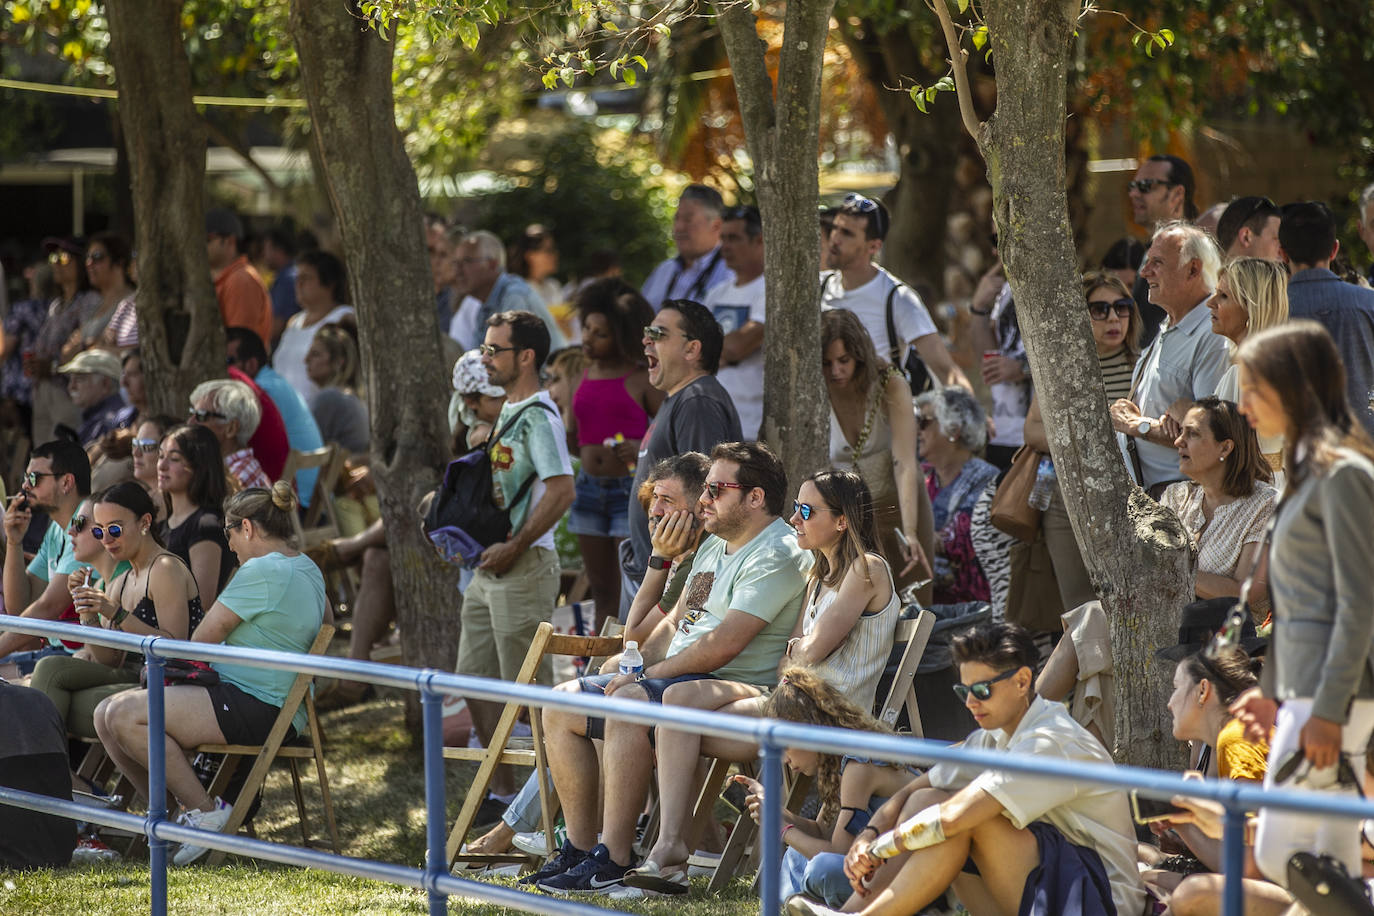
[204,681,295,745]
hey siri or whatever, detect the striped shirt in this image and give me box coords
[801,555,900,713]
[1098,346,1134,402]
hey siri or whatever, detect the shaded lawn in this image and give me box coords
[0,695,761,916]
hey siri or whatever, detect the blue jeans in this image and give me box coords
[782,849,852,908]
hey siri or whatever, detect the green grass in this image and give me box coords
[0,695,760,916]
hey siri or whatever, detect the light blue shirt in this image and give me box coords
[254,365,325,507]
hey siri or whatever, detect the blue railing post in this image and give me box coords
[759,739,783,916]
[144,647,169,916]
[421,679,448,916]
[1221,799,1246,916]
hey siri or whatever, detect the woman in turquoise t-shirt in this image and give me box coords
[93,481,327,865]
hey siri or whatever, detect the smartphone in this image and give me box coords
[720,780,749,816]
[1130,790,1185,824]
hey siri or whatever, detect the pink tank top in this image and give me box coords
[573,372,650,448]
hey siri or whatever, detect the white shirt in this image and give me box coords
[447,295,484,351]
[820,267,936,362]
[272,304,355,405]
[928,695,1146,916]
[703,274,766,440]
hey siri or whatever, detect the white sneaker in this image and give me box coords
[172,798,232,866]
[512,830,550,856]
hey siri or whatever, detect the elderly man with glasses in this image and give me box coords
[188,378,271,491]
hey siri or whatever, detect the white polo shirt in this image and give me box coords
[820,267,936,362]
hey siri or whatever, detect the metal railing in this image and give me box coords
[2,616,1371,916]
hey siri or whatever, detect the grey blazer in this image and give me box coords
[1265,450,1374,722]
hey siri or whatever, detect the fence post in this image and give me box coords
[759,738,783,916]
[145,648,168,916]
[421,680,448,916]
[1221,801,1246,916]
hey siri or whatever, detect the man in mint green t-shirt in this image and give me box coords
[540,441,809,892]
[460,310,574,799]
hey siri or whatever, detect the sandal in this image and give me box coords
[623,859,690,895]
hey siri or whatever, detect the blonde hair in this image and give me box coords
[1219,257,1289,338]
[312,324,360,392]
[224,480,299,546]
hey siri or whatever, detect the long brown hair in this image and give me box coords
[805,470,880,589]
[1236,321,1374,494]
[1189,396,1272,497]
[822,308,887,398]
[764,666,891,830]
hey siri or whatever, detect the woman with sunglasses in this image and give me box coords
[1208,257,1289,484]
[791,621,1145,916]
[93,482,328,866]
[1022,271,1141,612]
[29,238,98,443]
[1230,322,1374,888]
[59,232,134,362]
[156,425,235,606]
[130,414,177,498]
[627,470,898,892]
[822,308,933,602]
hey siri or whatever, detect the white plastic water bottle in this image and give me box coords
[619,641,644,677]
[1028,456,1056,511]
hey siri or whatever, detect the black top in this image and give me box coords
[0,683,77,867]
[111,552,206,636]
[158,506,237,597]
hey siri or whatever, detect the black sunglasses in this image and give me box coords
[223,520,242,536]
[952,666,1020,702]
[188,407,227,423]
[68,514,87,535]
[1088,298,1135,321]
[1127,178,1177,194]
[704,481,747,500]
[478,344,519,358]
[1228,196,1279,230]
[24,470,56,488]
[91,523,125,541]
[792,500,831,521]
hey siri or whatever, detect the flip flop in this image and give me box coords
[623,860,690,895]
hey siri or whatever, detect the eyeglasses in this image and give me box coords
[91,523,125,541]
[792,500,832,521]
[1127,178,1176,194]
[916,415,936,431]
[952,666,1020,702]
[704,481,748,501]
[188,407,227,423]
[1088,298,1135,321]
[223,520,242,536]
[24,470,56,488]
[841,193,889,238]
[68,515,87,534]
[131,438,160,454]
[85,250,108,263]
[1227,196,1279,230]
[48,251,73,266]
[478,344,519,358]
[643,325,681,343]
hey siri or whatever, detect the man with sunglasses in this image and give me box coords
[1215,195,1282,260]
[0,440,91,663]
[619,300,740,622]
[703,205,767,439]
[539,441,808,894]
[1127,154,1197,344]
[820,195,969,391]
[641,185,735,309]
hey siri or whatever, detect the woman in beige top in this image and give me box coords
[822,308,932,600]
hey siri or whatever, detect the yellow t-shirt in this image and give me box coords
[1217,717,1269,781]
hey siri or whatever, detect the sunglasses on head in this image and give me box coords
[841,193,889,238]
[1127,178,1176,194]
[952,666,1020,702]
[792,500,831,521]
[91,523,125,541]
[131,438,160,454]
[188,407,227,423]
[1088,298,1135,321]
[68,514,87,534]
[1229,196,1279,229]
[704,481,747,500]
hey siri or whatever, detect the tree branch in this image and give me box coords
[928,0,982,140]
[202,116,283,194]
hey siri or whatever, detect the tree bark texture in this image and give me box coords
[976,0,1193,768]
[715,0,833,496]
[290,0,462,729]
[104,0,225,415]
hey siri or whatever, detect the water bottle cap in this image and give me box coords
[626,641,639,650]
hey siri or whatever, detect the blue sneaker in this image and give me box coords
[536,843,633,894]
[518,839,587,886]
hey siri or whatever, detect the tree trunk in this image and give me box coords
[104,0,225,414]
[969,0,1193,767]
[715,0,833,493]
[290,0,462,731]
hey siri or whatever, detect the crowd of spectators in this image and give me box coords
[1,166,1374,916]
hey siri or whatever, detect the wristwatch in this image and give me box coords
[1136,418,1153,437]
[647,555,671,571]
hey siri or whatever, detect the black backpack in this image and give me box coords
[424,400,557,566]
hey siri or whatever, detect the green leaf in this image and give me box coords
[609,59,621,79]
[652,23,670,36]
[957,0,969,12]
[542,70,559,90]
[623,67,637,87]
[971,26,987,51]
[1158,28,1175,45]
[455,18,479,49]
[603,20,619,33]
[1131,32,1143,48]
[1152,33,1166,50]
[926,86,938,103]
[631,55,647,70]
[559,66,575,84]
[582,57,596,75]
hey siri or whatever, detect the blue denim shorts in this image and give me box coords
[567,469,633,538]
[576,671,718,740]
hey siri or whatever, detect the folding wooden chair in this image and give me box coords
[445,621,622,869]
[192,624,340,866]
[701,607,938,889]
[282,445,357,612]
